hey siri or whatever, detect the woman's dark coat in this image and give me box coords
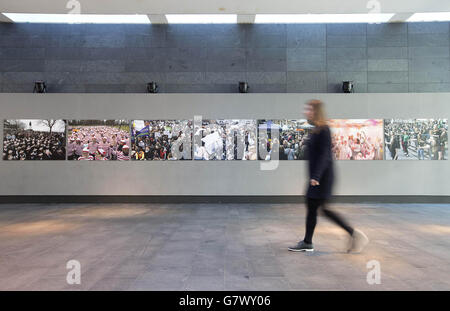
[306,125,334,200]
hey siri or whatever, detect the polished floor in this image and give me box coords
[0,202,449,290]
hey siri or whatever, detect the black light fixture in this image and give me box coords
[33,81,47,93]
[147,82,158,93]
[238,81,249,93]
[342,81,354,93]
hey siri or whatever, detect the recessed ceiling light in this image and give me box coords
[2,13,151,24]
[407,12,450,22]
[254,13,395,24]
[165,14,237,24]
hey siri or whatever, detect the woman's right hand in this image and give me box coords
[310,179,320,186]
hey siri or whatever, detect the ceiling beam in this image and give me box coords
[237,14,255,24]
[147,14,167,24]
[388,12,414,23]
[0,13,13,22]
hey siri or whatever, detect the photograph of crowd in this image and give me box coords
[329,119,384,160]
[384,119,448,160]
[131,120,193,160]
[258,120,313,160]
[194,120,257,160]
[257,120,280,160]
[3,119,66,161]
[67,120,130,161]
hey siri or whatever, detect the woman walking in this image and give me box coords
[289,99,369,253]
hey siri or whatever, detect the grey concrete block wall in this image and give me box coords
[0,22,449,93]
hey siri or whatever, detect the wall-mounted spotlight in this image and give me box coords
[147,82,159,93]
[33,81,47,93]
[238,81,249,93]
[342,81,354,93]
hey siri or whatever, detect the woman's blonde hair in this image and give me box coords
[307,99,328,129]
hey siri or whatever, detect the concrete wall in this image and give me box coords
[0,92,449,196]
[0,22,450,93]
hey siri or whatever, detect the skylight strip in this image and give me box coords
[2,13,151,24]
[254,13,395,24]
[165,14,237,24]
[407,12,450,22]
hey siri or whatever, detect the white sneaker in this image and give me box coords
[348,229,369,253]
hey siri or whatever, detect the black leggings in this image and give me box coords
[304,197,354,244]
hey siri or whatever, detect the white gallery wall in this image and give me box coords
[0,92,449,196]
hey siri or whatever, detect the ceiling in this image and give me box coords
[0,0,449,15]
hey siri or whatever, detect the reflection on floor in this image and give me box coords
[0,202,449,291]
